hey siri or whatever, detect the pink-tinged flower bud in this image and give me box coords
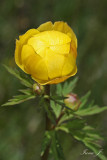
[64,93,81,111]
[33,83,44,95]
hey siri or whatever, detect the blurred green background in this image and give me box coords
[0,0,107,159]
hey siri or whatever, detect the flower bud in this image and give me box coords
[64,93,81,111]
[33,83,44,95]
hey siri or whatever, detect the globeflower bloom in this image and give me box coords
[15,21,77,85]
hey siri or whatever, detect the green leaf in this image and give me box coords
[76,105,107,116]
[58,121,107,160]
[4,65,33,88]
[51,131,65,160]
[83,126,103,140]
[50,84,57,95]
[51,95,67,101]
[58,113,73,125]
[84,142,106,160]
[56,125,69,133]
[62,77,78,95]
[50,94,66,118]
[79,91,91,109]
[41,131,51,156]
[51,84,65,118]
[73,90,107,116]
[50,100,62,118]
[56,83,62,95]
[50,97,71,110]
[2,94,35,106]
[58,119,85,132]
[19,89,33,95]
[44,100,56,125]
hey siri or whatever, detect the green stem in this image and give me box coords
[41,85,51,160]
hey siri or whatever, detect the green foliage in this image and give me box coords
[2,65,107,160]
[2,66,36,106]
[2,94,35,106]
[50,131,65,160]
[41,131,51,157]
[79,91,91,109]
[50,78,78,118]
[19,89,33,95]
[41,131,65,160]
[44,99,56,125]
[50,79,107,123]
[49,79,107,160]
[57,120,106,160]
[3,65,33,88]
[50,100,62,118]
[50,84,63,118]
[62,77,78,95]
[76,105,107,116]
[75,91,107,116]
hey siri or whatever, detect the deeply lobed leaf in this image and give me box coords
[2,94,35,106]
[3,65,33,88]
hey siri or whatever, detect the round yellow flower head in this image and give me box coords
[15,21,77,85]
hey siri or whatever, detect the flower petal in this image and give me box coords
[70,42,77,58]
[15,29,39,71]
[62,51,77,76]
[37,21,53,32]
[50,43,70,54]
[15,40,25,71]
[47,66,77,85]
[21,45,36,65]
[27,36,48,58]
[46,76,69,84]
[19,29,39,45]
[53,21,77,48]
[29,30,71,46]
[45,48,65,79]
[35,75,73,85]
[21,45,48,80]
[31,59,48,81]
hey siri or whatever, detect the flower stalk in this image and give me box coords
[41,85,51,160]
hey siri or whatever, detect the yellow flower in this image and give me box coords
[15,21,77,85]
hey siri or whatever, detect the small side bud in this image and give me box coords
[33,83,44,95]
[64,93,81,111]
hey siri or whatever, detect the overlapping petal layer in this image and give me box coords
[21,45,48,81]
[15,21,77,85]
[37,21,77,47]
